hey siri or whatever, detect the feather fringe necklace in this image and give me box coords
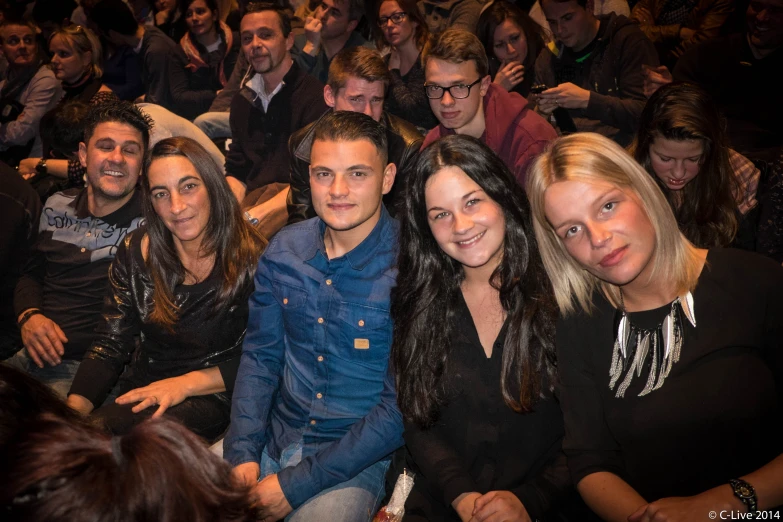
[609,291,696,398]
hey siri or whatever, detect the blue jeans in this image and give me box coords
[260,442,389,522]
[5,348,81,399]
[193,112,232,140]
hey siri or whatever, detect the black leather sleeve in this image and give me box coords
[286,125,317,225]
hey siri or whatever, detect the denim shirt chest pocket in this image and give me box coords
[273,282,309,344]
[336,302,391,368]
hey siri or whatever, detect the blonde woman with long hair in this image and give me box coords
[527,132,783,521]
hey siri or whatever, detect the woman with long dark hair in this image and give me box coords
[527,132,783,521]
[180,0,239,94]
[393,135,581,521]
[66,137,266,442]
[373,0,437,130]
[477,0,547,98]
[629,82,760,249]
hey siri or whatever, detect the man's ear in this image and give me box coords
[78,142,88,169]
[382,162,397,195]
[286,30,294,52]
[346,18,358,34]
[324,85,336,107]
[479,74,492,96]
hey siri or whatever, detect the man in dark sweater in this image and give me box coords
[534,0,659,146]
[7,101,150,398]
[87,0,216,120]
[226,3,328,224]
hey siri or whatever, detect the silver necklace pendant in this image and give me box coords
[609,291,695,398]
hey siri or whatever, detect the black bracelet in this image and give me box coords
[17,309,42,329]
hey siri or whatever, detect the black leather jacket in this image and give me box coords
[286,110,423,225]
[68,228,251,407]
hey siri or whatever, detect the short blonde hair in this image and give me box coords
[526,133,702,315]
[48,25,103,79]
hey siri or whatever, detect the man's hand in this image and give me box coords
[538,82,590,111]
[303,15,323,56]
[20,313,68,367]
[233,462,261,487]
[470,491,531,522]
[453,492,482,522]
[493,60,525,92]
[17,158,39,180]
[254,473,293,522]
[114,375,192,417]
[628,487,741,522]
[642,64,673,98]
[679,26,696,41]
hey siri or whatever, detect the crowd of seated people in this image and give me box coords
[1,0,782,521]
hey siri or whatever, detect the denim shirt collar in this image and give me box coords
[305,205,397,271]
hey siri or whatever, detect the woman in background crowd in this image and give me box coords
[180,0,239,96]
[393,135,585,521]
[17,25,117,187]
[629,82,760,250]
[66,137,266,442]
[527,132,783,521]
[477,0,547,98]
[374,0,437,131]
[49,25,114,104]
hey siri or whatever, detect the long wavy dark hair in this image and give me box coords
[392,135,558,428]
[476,0,547,97]
[141,137,266,327]
[630,82,739,248]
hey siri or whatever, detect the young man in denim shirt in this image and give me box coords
[225,111,402,521]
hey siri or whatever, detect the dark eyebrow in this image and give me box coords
[149,175,200,192]
[347,164,374,171]
[427,190,482,213]
[95,137,142,149]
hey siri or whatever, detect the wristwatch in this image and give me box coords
[243,211,259,226]
[35,159,48,175]
[729,478,757,512]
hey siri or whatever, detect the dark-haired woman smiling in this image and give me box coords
[67,137,266,441]
[393,135,584,521]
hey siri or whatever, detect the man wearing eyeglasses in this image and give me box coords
[421,29,556,186]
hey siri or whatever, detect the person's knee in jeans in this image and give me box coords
[287,459,390,522]
[5,348,80,399]
[194,112,232,140]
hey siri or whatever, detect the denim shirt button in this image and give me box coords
[310,419,317,425]
[317,355,324,362]
[318,317,324,324]
[326,279,332,285]
[358,319,365,327]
